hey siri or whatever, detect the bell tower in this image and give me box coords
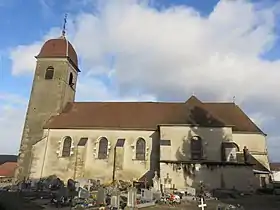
[15,31,80,180]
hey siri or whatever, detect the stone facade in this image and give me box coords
[15,58,78,180]
[30,129,159,184]
[28,125,270,190]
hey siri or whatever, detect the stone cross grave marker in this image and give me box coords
[164,173,172,189]
[87,179,93,191]
[198,197,207,210]
[127,187,137,207]
[97,187,106,206]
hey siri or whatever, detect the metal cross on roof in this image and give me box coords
[62,13,68,37]
[198,197,207,210]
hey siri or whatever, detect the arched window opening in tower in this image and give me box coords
[45,66,54,80]
[69,72,74,86]
[62,136,72,157]
[98,137,108,159]
[136,138,146,160]
[190,136,203,160]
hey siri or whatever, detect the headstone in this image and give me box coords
[67,179,76,191]
[111,187,120,208]
[153,192,161,201]
[127,187,137,207]
[141,189,153,202]
[186,186,196,196]
[30,179,37,188]
[110,196,119,208]
[97,187,106,205]
[75,182,80,191]
[78,187,90,199]
[243,146,249,163]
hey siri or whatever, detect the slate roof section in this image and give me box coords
[44,96,264,134]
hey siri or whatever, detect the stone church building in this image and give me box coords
[15,34,271,191]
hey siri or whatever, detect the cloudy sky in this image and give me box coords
[1,0,280,161]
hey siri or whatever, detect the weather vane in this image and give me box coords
[62,13,68,37]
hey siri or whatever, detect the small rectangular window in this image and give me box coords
[78,137,88,146]
[116,138,125,147]
[45,66,54,79]
[160,140,171,146]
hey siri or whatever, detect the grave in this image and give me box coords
[78,187,90,199]
[186,186,196,196]
[163,173,172,191]
[97,187,106,206]
[141,189,153,202]
[111,187,120,209]
[127,187,137,208]
[198,197,207,210]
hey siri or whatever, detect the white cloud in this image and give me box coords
[76,75,156,102]
[9,27,61,75]
[7,0,280,159]
[0,93,27,155]
[250,112,275,128]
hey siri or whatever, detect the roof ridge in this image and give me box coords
[204,102,235,104]
[71,101,185,104]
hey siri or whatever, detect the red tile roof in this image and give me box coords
[44,96,264,134]
[0,162,17,177]
[36,37,79,71]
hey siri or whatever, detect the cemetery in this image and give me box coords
[1,171,280,210]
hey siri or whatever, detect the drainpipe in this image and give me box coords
[112,146,117,183]
[73,146,78,180]
[40,129,50,179]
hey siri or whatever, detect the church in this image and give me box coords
[15,33,271,192]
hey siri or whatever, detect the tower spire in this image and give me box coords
[61,13,68,37]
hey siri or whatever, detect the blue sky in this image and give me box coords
[1,0,280,161]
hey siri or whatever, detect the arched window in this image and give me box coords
[45,66,54,80]
[98,137,108,159]
[136,138,146,160]
[62,136,72,157]
[190,136,203,160]
[69,72,74,86]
